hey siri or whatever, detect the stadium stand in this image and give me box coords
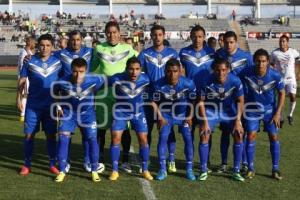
[0,0,295,5]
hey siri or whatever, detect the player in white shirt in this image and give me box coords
[271,35,300,125]
[17,36,36,122]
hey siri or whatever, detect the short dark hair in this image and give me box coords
[218,33,225,40]
[38,34,54,45]
[165,58,180,71]
[150,25,165,35]
[212,58,230,69]
[224,31,237,41]
[253,48,269,61]
[71,58,87,69]
[208,37,217,44]
[105,21,120,33]
[126,56,141,70]
[190,25,206,36]
[68,30,82,39]
[279,34,289,42]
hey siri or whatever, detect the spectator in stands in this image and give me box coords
[232,9,236,21]
[68,13,72,19]
[207,37,217,50]
[130,10,135,20]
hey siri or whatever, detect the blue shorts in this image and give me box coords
[59,109,97,138]
[244,109,278,134]
[111,111,148,133]
[24,107,57,135]
[160,115,191,136]
[202,109,235,133]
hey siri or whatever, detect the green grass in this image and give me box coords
[0,70,299,200]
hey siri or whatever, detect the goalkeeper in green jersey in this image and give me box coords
[91,21,137,173]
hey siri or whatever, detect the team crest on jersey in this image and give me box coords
[218,87,225,93]
[195,52,201,58]
[169,89,176,95]
[76,87,82,94]
[257,79,264,86]
[228,56,233,63]
[73,55,79,59]
[157,54,163,65]
[42,63,48,69]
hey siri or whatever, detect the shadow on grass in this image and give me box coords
[0,74,18,81]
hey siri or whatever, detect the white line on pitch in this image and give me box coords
[130,145,157,200]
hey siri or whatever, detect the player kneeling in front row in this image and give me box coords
[53,58,105,182]
[109,57,153,181]
[240,49,285,180]
[196,58,245,181]
[151,58,196,181]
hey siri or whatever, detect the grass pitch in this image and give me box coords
[0,70,299,200]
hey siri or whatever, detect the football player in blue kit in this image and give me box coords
[138,25,179,172]
[17,34,62,176]
[109,57,153,181]
[151,58,196,181]
[196,58,245,181]
[216,31,253,173]
[179,25,215,79]
[54,30,103,173]
[240,49,285,180]
[179,25,215,171]
[53,58,105,182]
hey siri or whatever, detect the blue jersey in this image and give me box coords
[109,72,150,114]
[55,46,93,76]
[20,54,62,109]
[151,76,196,118]
[138,46,179,83]
[217,48,253,76]
[196,73,243,115]
[239,67,284,111]
[54,74,105,113]
[179,45,215,79]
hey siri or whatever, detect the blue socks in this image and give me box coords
[270,140,280,172]
[88,137,99,172]
[167,128,176,162]
[24,137,34,167]
[82,138,90,165]
[110,144,120,171]
[242,136,248,165]
[58,134,70,172]
[199,143,209,172]
[247,141,256,171]
[233,142,243,173]
[220,133,230,165]
[139,144,150,172]
[46,138,57,167]
[182,126,193,171]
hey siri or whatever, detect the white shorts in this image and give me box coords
[285,82,297,94]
